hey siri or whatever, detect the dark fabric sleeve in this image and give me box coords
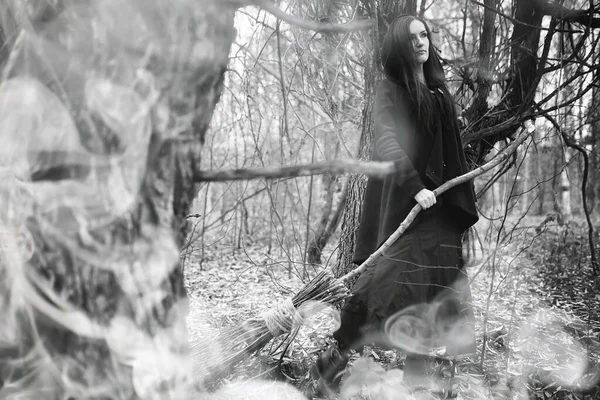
[351,177,382,265]
[373,81,425,198]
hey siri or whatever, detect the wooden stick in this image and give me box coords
[339,125,535,283]
[194,159,399,182]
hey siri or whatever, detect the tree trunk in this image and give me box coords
[589,67,600,214]
[0,1,234,398]
[560,148,573,218]
[520,135,534,215]
[537,145,548,215]
[463,0,497,138]
[306,174,348,265]
[464,0,545,163]
[333,0,417,278]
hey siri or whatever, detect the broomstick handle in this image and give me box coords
[339,124,535,283]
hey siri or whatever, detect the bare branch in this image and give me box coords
[233,42,332,121]
[532,0,600,28]
[463,114,524,143]
[194,159,399,182]
[251,0,374,33]
[469,0,551,31]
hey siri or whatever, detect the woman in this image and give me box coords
[312,15,479,394]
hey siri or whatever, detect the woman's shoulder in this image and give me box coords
[376,78,409,101]
[376,78,405,91]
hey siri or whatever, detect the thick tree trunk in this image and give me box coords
[333,0,417,278]
[463,0,497,137]
[334,136,372,276]
[306,175,348,265]
[464,0,546,163]
[0,1,234,398]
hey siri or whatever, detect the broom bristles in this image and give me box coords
[194,269,349,388]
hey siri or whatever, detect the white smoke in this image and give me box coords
[0,0,235,398]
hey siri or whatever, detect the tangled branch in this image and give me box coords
[228,0,374,33]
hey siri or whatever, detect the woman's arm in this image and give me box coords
[373,80,426,200]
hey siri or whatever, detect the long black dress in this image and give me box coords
[333,78,479,357]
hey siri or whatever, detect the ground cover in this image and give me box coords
[184,218,600,399]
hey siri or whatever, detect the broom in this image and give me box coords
[193,124,535,387]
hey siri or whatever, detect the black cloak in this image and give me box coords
[352,79,479,265]
[332,79,480,356]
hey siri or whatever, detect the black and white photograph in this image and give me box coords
[0,0,599,399]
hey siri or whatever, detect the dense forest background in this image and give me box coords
[0,0,598,399]
[184,0,600,398]
[188,0,599,272]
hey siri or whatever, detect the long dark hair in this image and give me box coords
[380,15,450,125]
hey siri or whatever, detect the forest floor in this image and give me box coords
[184,216,600,400]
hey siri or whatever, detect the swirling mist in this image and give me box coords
[0,0,235,398]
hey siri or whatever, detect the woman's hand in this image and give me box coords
[414,188,436,209]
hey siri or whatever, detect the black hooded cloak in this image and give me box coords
[353,79,479,265]
[333,78,479,356]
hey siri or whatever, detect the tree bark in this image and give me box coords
[333,0,417,278]
[0,1,234,398]
[463,0,497,135]
[306,174,347,265]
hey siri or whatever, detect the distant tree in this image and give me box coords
[588,67,600,213]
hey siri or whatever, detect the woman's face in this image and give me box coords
[409,20,429,64]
